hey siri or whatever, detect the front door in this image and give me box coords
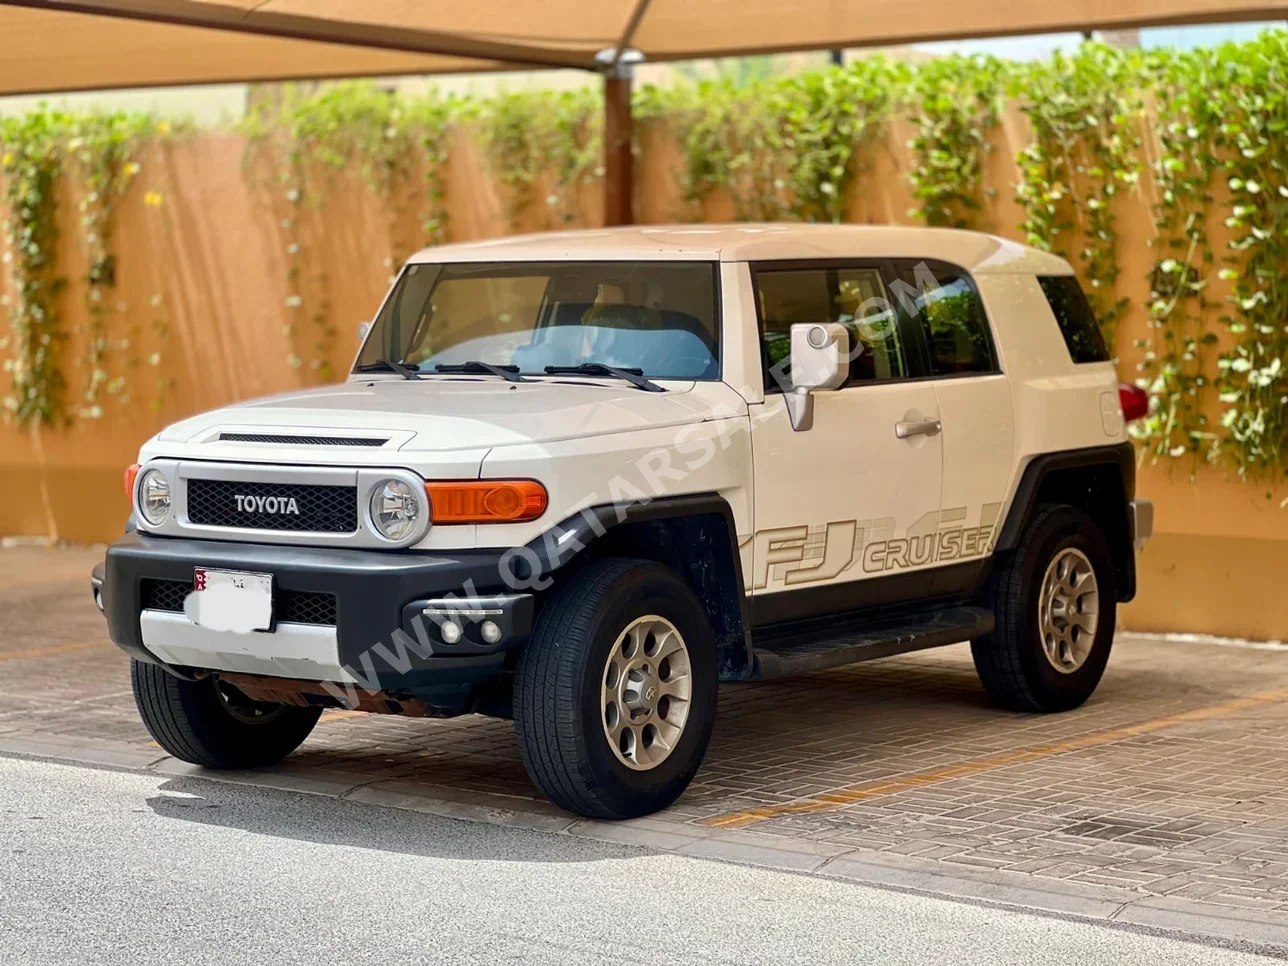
[747,261,944,627]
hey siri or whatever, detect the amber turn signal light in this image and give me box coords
[425,480,548,523]
[124,463,141,504]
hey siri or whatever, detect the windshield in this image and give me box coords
[354,261,720,380]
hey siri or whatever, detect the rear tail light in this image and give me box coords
[1118,383,1149,422]
[124,463,141,503]
[425,480,548,523]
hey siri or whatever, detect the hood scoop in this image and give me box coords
[218,432,390,448]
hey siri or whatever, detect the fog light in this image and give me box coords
[480,620,502,644]
[440,621,462,644]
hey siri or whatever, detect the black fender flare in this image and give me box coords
[505,492,753,677]
[992,442,1137,602]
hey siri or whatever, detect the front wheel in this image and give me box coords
[514,558,718,819]
[131,660,322,768]
[971,504,1117,713]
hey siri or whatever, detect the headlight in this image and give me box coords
[137,468,171,526]
[369,479,421,541]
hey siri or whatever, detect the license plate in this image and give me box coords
[193,568,273,632]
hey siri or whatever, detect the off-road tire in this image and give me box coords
[971,504,1117,713]
[514,558,718,819]
[131,659,322,768]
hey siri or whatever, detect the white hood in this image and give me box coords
[156,377,727,453]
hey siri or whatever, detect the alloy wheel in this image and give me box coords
[600,615,693,770]
[1038,547,1100,674]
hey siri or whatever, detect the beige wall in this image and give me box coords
[1,113,1283,638]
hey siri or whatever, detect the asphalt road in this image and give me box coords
[0,755,1280,966]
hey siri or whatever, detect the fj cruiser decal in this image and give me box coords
[752,504,1002,591]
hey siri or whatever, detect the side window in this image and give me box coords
[1038,275,1110,363]
[753,264,910,391]
[891,261,998,376]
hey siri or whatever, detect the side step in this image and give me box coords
[750,606,994,680]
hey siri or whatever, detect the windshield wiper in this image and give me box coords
[434,361,529,383]
[354,359,420,380]
[544,363,665,393]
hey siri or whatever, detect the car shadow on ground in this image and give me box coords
[138,656,1173,837]
[133,654,1188,862]
[275,654,1168,800]
[142,774,654,865]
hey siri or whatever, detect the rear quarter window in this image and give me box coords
[1038,275,1110,363]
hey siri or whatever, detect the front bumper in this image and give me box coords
[103,532,532,714]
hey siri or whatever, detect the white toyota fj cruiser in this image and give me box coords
[95,224,1152,819]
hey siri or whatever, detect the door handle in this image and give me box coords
[895,418,942,440]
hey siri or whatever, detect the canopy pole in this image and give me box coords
[603,65,634,227]
[597,32,644,228]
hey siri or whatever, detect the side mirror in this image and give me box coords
[356,321,371,345]
[785,323,849,431]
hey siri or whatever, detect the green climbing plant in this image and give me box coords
[1,109,69,427]
[1204,32,1288,481]
[771,58,906,223]
[637,79,743,217]
[1132,47,1223,472]
[412,94,459,244]
[547,88,604,225]
[480,88,603,228]
[243,82,470,376]
[641,58,904,223]
[1012,44,1150,351]
[242,92,319,378]
[480,90,547,225]
[66,112,155,418]
[906,55,1009,228]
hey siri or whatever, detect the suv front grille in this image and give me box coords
[140,578,338,626]
[186,479,357,533]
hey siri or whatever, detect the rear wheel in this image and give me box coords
[971,505,1117,713]
[514,558,718,819]
[131,659,322,768]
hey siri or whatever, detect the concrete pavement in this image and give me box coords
[4,755,1285,966]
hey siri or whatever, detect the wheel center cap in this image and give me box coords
[622,665,658,714]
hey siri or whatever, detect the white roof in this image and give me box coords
[407,224,1074,276]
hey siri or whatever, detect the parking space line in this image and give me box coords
[319,709,366,723]
[0,639,111,662]
[701,686,1288,829]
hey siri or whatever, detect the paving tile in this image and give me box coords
[7,545,1288,912]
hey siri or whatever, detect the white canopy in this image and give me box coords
[3,0,1285,95]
